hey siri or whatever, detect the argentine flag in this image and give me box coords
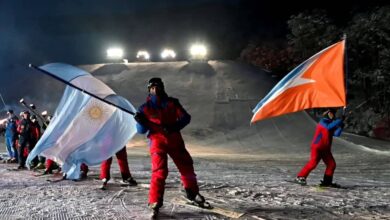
[27,63,137,179]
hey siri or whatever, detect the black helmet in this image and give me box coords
[147,77,164,90]
[7,109,13,114]
[323,108,336,117]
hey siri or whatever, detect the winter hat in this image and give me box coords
[323,108,336,117]
[147,77,164,90]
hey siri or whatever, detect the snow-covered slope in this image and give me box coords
[80,61,349,156]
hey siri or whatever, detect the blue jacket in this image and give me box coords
[312,117,344,147]
[5,116,18,138]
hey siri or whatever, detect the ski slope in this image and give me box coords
[79,60,350,157]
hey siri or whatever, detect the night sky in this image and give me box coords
[0,0,387,112]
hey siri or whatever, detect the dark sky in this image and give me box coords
[1,0,387,64]
[0,0,387,113]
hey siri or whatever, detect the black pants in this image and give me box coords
[18,137,32,167]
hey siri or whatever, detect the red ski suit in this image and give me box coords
[298,118,343,178]
[100,147,132,180]
[137,95,198,205]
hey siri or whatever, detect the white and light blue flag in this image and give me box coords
[27,63,137,179]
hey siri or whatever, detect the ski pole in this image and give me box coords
[0,93,6,109]
[19,98,48,127]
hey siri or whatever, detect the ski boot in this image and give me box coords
[33,162,46,170]
[100,178,109,190]
[17,165,26,170]
[77,170,88,181]
[148,202,161,219]
[294,176,307,186]
[120,177,138,187]
[319,175,341,188]
[185,189,212,209]
[42,169,53,175]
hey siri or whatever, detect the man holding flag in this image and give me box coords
[251,39,347,186]
[135,77,208,218]
[295,108,344,187]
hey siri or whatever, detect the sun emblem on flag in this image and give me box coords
[89,106,103,119]
[83,99,112,123]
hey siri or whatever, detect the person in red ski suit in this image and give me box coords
[100,146,137,188]
[295,108,344,187]
[135,78,206,215]
[17,111,32,169]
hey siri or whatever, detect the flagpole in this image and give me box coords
[342,33,348,116]
[29,64,136,116]
[0,93,6,109]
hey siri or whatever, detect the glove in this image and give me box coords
[134,112,147,125]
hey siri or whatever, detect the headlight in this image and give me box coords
[106,48,124,59]
[136,50,150,60]
[190,44,207,57]
[161,49,176,59]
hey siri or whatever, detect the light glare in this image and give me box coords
[106,48,124,59]
[136,50,150,60]
[190,44,207,58]
[161,49,176,59]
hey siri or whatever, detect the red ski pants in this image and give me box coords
[149,147,199,204]
[46,159,55,171]
[297,146,336,178]
[100,147,131,180]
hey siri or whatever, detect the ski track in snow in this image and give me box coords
[0,152,389,220]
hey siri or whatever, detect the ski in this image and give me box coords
[171,196,244,219]
[46,178,66,183]
[95,178,150,190]
[6,168,27,171]
[33,172,62,178]
[285,179,307,186]
[285,179,348,189]
[47,175,67,183]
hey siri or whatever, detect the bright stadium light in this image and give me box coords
[190,44,207,59]
[106,48,124,59]
[136,50,150,61]
[161,49,176,59]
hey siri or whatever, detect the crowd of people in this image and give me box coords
[1,109,55,171]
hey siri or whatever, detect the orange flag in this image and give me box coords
[251,40,346,123]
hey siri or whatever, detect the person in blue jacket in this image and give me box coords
[5,109,19,163]
[295,108,344,187]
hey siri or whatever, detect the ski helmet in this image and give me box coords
[147,77,164,90]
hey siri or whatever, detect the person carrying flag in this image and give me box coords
[134,77,208,217]
[295,108,344,187]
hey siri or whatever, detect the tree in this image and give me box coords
[346,6,390,102]
[240,40,294,77]
[286,7,390,139]
[287,9,341,64]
